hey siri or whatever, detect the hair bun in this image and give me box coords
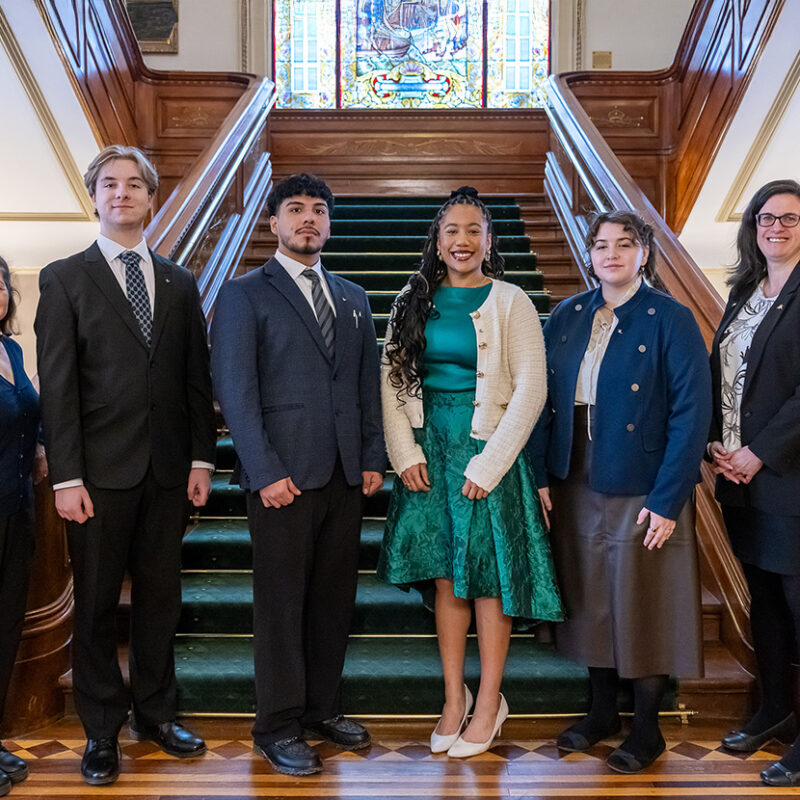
[450,186,479,199]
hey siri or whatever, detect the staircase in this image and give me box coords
[118,196,750,721]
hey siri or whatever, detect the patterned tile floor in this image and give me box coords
[3,719,797,799]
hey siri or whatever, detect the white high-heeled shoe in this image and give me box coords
[430,684,474,753]
[447,692,508,758]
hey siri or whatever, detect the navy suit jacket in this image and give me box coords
[210,257,385,492]
[528,282,711,520]
[710,260,800,514]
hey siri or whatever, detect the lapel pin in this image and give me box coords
[777,304,783,310]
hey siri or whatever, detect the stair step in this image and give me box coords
[332,203,521,220]
[335,196,521,207]
[204,473,395,518]
[173,635,675,715]
[331,219,525,236]
[182,517,385,571]
[179,572,445,636]
[330,269,545,292]
[323,235,531,253]
[243,251,539,271]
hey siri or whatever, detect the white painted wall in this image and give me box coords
[580,0,695,71]
[143,0,242,72]
[0,0,102,366]
[679,0,800,300]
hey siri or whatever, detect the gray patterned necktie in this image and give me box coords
[302,268,335,357]
[120,250,152,346]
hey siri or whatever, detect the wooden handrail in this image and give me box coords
[543,71,752,667]
[558,0,784,233]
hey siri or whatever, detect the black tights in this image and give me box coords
[741,563,800,767]
[574,667,667,757]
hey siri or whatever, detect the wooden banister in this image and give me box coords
[543,67,752,668]
[559,0,784,233]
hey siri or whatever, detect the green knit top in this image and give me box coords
[423,283,492,392]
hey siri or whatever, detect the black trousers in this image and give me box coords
[0,505,35,723]
[247,461,363,745]
[66,469,187,739]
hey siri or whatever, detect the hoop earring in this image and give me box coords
[436,248,442,260]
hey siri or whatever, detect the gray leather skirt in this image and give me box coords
[548,408,704,679]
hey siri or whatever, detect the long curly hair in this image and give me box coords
[384,187,505,399]
[728,179,800,298]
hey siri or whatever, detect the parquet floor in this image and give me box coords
[5,717,800,799]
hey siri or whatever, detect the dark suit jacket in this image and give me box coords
[210,257,386,492]
[710,260,800,514]
[528,282,711,521]
[34,242,216,490]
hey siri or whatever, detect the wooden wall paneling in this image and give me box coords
[0,484,72,737]
[267,109,550,197]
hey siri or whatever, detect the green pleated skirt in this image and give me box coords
[377,391,563,620]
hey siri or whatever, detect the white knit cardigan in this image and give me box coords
[381,279,547,492]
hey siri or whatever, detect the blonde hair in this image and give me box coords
[84,145,159,197]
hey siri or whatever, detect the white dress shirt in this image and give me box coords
[53,236,213,491]
[274,250,336,318]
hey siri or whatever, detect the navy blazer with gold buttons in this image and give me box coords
[528,282,711,520]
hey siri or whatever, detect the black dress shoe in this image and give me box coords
[81,737,120,785]
[129,720,206,758]
[0,745,28,783]
[606,731,666,774]
[305,715,371,750]
[0,771,10,798]
[556,716,622,752]
[254,737,322,776]
[761,761,800,786]
[721,713,796,752]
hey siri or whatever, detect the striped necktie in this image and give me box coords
[302,268,335,357]
[120,250,152,346]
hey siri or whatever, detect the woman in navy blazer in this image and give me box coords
[708,180,800,787]
[0,257,46,791]
[529,211,710,774]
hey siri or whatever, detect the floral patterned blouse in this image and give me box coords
[718,282,776,450]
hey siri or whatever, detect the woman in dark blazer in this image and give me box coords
[0,256,45,792]
[529,211,711,774]
[709,180,800,787]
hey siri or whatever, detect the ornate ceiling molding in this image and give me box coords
[716,49,800,222]
[0,5,95,221]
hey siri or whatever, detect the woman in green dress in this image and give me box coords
[378,188,562,758]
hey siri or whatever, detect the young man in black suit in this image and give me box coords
[35,146,216,786]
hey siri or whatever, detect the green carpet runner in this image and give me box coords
[175,197,673,716]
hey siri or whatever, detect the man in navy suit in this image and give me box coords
[211,174,385,776]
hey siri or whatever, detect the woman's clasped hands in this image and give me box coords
[709,442,764,484]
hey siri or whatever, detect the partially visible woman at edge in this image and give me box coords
[528,211,711,774]
[378,187,562,758]
[0,256,47,793]
[708,180,800,788]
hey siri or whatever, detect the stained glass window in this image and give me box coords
[273,0,338,108]
[273,1,549,109]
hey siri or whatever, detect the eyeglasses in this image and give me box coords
[755,212,800,228]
